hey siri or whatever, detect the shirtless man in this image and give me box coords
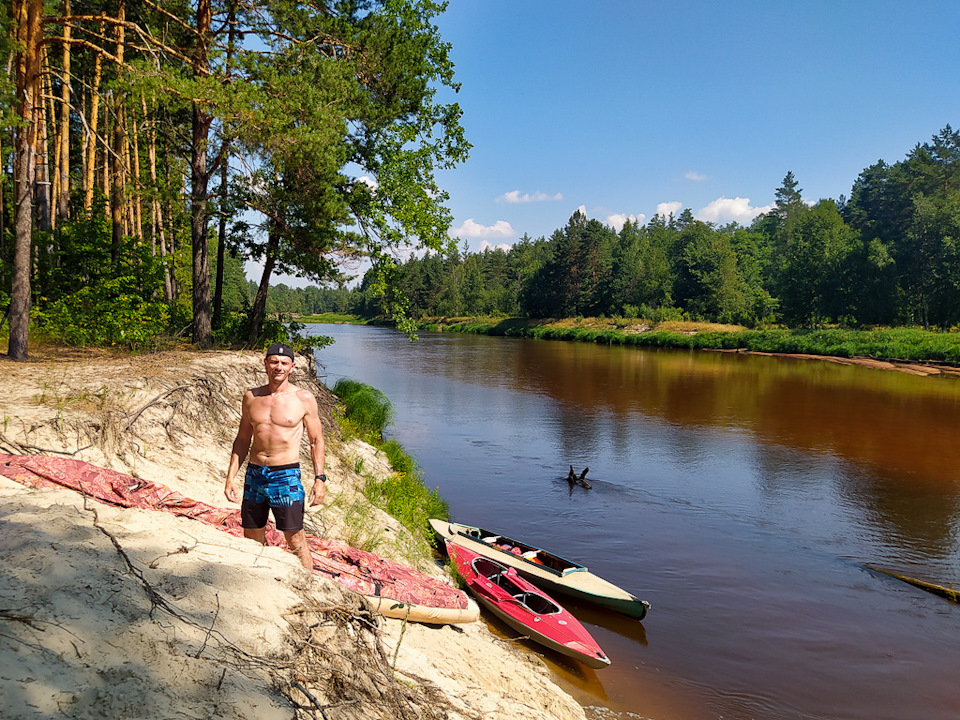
[224,343,326,569]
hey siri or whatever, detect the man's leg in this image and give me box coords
[241,465,270,545]
[244,527,267,544]
[283,529,313,569]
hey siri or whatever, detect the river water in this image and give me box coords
[308,323,960,720]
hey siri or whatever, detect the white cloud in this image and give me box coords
[497,190,564,204]
[606,213,646,232]
[685,171,707,181]
[656,201,683,218]
[451,218,515,239]
[478,240,513,252]
[356,175,378,191]
[696,196,774,224]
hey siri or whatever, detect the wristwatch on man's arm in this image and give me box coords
[315,473,327,483]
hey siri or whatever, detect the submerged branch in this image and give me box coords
[866,565,960,603]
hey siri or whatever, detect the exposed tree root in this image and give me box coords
[80,492,464,720]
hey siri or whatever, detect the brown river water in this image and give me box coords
[311,324,960,720]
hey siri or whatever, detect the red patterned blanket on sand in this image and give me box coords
[0,453,468,610]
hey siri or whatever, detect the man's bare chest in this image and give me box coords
[249,396,303,428]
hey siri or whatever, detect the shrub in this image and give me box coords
[381,438,417,475]
[333,381,450,534]
[332,379,394,440]
[363,459,449,535]
[33,279,169,351]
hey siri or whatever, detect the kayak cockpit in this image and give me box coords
[461,527,587,576]
[512,592,559,615]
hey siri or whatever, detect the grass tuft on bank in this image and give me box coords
[331,378,449,541]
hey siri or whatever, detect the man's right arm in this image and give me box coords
[224,392,254,503]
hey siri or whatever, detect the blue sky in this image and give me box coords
[430,0,960,252]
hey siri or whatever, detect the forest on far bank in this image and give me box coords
[281,125,960,332]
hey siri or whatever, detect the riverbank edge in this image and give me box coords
[299,314,960,378]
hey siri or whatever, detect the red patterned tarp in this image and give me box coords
[0,453,468,611]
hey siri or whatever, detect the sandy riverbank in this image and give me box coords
[0,349,585,720]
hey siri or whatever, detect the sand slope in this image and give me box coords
[0,350,584,720]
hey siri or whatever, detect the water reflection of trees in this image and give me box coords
[348,329,960,570]
[839,468,959,559]
[508,339,960,558]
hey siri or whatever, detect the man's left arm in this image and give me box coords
[302,390,326,506]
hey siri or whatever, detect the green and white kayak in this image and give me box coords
[430,519,650,620]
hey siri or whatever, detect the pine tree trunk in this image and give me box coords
[110,2,126,260]
[146,97,174,302]
[214,156,227,329]
[101,108,109,208]
[50,47,61,229]
[130,111,143,242]
[9,0,43,360]
[248,226,280,345]
[35,45,52,233]
[164,150,177,301]
[190,0,213,347]
[83,29,103,214]
[0,134,6,264]
[213,1,237,330]
[57,0,71,222]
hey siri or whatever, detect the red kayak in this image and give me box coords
[446,540,610,669]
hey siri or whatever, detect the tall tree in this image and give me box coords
[189,0,214,346]
[9,0,43,359]
[776,200,859,326]
[230,0,469,341]
[774,170,804,218]
[675,221,748,324]
[109,0,126,260]
[55,0,71,224]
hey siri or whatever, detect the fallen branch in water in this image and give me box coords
[866,565,960,603]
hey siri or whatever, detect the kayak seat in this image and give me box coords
[516,593,555,614]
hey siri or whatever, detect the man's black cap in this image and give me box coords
[265,343,295,361]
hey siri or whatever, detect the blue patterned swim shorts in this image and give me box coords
[241,462,305,532]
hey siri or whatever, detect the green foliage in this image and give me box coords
[6,0,469,354]
[210,305,333,355]
[33,279,169,351]
[331,380,449,536]
[292,124,960,334]
[221,0,470,340]
[381,438,417,476]
[211,242,251,316]
[362,448,449,536]
[265,285,361,317]
[298,312,364,324]
[332,379,395,440]
[639,305,687,323]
